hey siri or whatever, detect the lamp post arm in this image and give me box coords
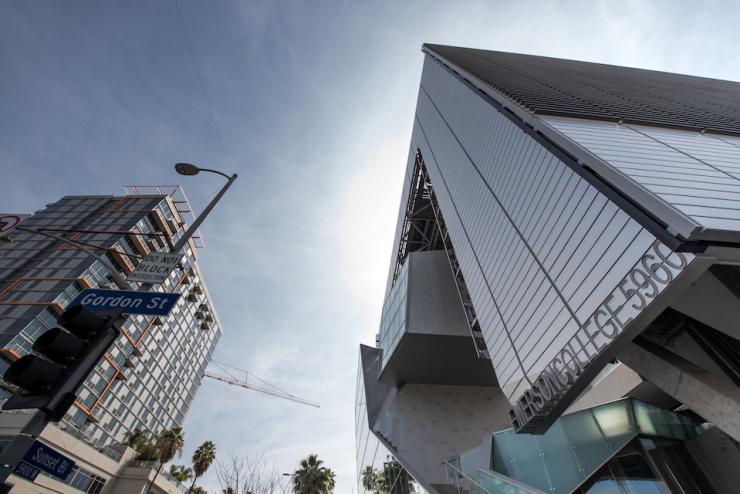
[197,168,232,180]
[171,173,237,253]
[15,226,132,290]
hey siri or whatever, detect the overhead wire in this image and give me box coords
[173,0,233,168]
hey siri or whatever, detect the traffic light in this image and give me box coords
[2,305,122,421]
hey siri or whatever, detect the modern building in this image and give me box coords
[0,186,223,493]
[356,44,740,494]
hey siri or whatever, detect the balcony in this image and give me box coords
[378,251,496,387]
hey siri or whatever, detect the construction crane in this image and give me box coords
[204,360,320,408]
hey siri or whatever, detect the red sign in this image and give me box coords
[0,214,29,235]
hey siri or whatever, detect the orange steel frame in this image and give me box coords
[121,184,204,247]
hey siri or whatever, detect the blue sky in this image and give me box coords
[2,0,740,491]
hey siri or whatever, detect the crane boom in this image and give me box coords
[204,371,320,408]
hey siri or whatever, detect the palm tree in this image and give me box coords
[147,426,185,493]
[188,440,216,493]
[191,487,207,494]
[323,468,336,493]
[379,459,413,494]
[170,464,194,483]
[123,428,149,451]
[292,454,335,494]
[136,440,160,462]
[361,466,378,492]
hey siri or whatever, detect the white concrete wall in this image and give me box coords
[373,384,511,491]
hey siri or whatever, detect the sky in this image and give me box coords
[2,0,740,492]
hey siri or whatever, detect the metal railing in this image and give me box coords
[443,459,545,494]
[54,421,124,462]
[127,459,159,469]
[125,461,189,493]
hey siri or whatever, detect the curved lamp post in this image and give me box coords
[173,163,237,253]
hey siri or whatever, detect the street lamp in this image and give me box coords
[175,162,200,176]
[175,162,233,180]
[171,163,237,253]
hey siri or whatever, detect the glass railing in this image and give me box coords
[443,458,490,494]
[453,399,699,494]
[478,469,545,494]
[443,459,545,494]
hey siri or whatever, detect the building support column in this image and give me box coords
[618,341,740,442]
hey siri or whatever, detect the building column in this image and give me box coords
[619,341,740,442]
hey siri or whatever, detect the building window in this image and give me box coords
[38,465,107,494]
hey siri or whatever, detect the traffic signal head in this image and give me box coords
[2,305,122,420]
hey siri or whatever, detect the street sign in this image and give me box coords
[128,252,183,284]
[19,440,75,480]
[68,288,181,316]
[0,215,29,235]
[12,461,39,482]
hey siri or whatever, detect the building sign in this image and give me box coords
[510,240,691,433]
[18,440,75,480]
[128,252,183,284]
[68,288,181,316]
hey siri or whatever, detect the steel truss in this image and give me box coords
[391,151,490,359]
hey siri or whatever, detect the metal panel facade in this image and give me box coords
[405,55,697,404]
[543,116,740,232]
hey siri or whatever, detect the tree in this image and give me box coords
[322,468,336,493]
[216,453,290,494]
[170,464,194,483]
[123,428,149,451]
[136,440,160,462]
[361,459,414,494]
[379,459,413,494]
[189,440,217,493]
[361,466,378,492]
[147,426,185,493]
[292,454,334,494]
[191,487,208,494]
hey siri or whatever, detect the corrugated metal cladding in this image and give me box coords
[410,55,683,403]
[424,44,740,137]
[542,117,740,232]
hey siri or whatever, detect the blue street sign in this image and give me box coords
[68,288,181,316]
[20,441,75,480]
[13,461,39,481]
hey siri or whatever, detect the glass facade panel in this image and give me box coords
[378,261,408,367]
[481,400,699,494]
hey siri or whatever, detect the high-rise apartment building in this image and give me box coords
[0,187,222,492]
[356,45,740,494]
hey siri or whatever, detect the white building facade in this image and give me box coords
[357,45,740,494]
